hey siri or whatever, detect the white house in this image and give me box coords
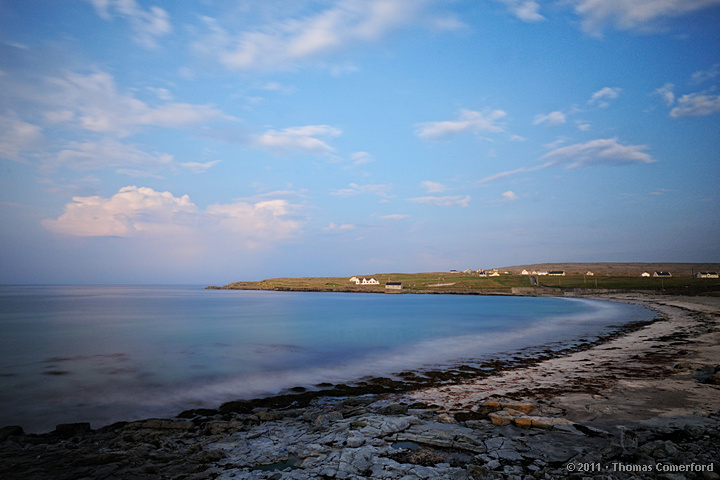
[537,271,548,276]
[349,276,359,283]
[356,277,380,285]
[653,271,672,277]
[695,272,719,279]
[521,269,530,275]
[641,272,651,277]
[585,271,594,276]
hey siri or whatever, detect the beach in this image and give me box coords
[1,293,718,479]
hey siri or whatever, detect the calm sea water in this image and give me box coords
[0,285,654,433]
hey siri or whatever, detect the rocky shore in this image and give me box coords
[1,294,718,480]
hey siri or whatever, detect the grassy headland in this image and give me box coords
[208,262,720,296]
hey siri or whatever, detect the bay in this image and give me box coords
[0,285,654,433]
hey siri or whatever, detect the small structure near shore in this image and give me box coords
[385,281,403,291]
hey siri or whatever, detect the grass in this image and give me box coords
[217,271,720,295]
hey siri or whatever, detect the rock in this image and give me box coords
[435,413,456,423]
[0,425,24,441]
[336,446,375,479]
[345,431,366,448]
[488,411,512,426]
[620,426,638,455]
[53,422,92,438]
[314,411,343,427]
[501,403,535,415]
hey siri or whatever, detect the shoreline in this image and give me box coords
[1,293,718,479]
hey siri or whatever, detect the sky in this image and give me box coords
[0,0,719,284]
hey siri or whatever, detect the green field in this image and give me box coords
[214,269,720,296]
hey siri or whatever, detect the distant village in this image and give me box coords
[348,268,719,291]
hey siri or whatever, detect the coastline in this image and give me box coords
[1,293,718,479]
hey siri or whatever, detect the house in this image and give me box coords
[537,271,548,276]
[385,282,403,291]
[488,269,500,277]
[449,269,458,273]
[653,271,672,277]
[477,270,487,277]
[641,272,651,277]
[354,277,380,285]
[521,269,530,275]
[548,270,565,276]
[463,269,473,274]
[695,272,719,279]
[349,276,359,283]
[585,271,594,276]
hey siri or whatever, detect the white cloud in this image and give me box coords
[43,186,304,248]
[43,186,196,237]
[45,71,230,137]
[420,181,447,193]
[324,222,356,231]
[494,0,545,22]
[351,151,374,165]
[541,138,655,168]
[181,160,221,173]
[655,83,675,106]
[48,138,174,172]
[254,125,341,154]
[575,120,591,131]
[479,138,655,184]
[0,113,45,161]
[502,190,519,201]
[572,0,720,36]
[378,214,409,220]
[331,183,394,198]
[691,64,720,84]
[533,110,567,127]
[415,109,506,138]
[588,87,621,107]
[669,93,720,118]
[409,195,471,207]
[196,0,432,71]
[87,0,171,48]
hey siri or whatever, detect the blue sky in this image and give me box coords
[1,0,718,284]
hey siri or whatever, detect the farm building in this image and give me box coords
[385,282,403,291]
[653,271,672,277]
[695,272,719,279]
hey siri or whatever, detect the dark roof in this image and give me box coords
[386,282,402,285]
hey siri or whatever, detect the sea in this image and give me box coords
[0,285,655,433]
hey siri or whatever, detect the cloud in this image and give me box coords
[691,64,720,84]
[494,0,545,22]
[502,190,519,201]
[409,195,471,207]
[378,214,409,220]
[43,186,304,248]
[324,222,356,231]
[572,0,720,36]
[48,138,174,172]
[540,138,655,168]
[331,183,394,198]
[0,113,45,162]
[43,186,196,237]
[45,71,230,137]
[181,160,221,173]
[655,83,675,106]
[669,93,720,118]
[254,125,341,154]
[351,151,374,165]
[479,138,655,184]
[415,109,506,139]
[86,0,171,48]
[420,181,447,193]
[195,0,432,71]
[533,111,566,127]
[588,87,621,107]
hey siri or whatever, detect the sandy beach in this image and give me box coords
[1,293,718,479]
